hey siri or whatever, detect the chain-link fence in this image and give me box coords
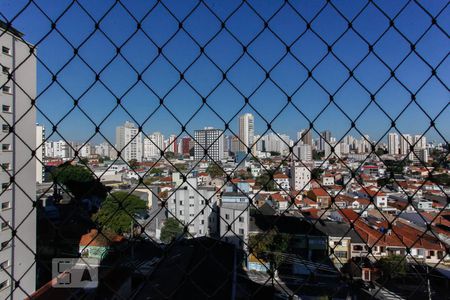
[0,0,449,299]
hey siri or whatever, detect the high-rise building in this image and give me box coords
[181,136,192,156]
[290,162,311,192]
[412,148,429,164]
[95,142,112,158]
[297,129,312,146]
[168,134,177,154]
[294,144,312,161]
[388,133,399,155]
[194,127,224,161]
[0,21,37,299]
[400,134,413,155]
[36,124,45,184]
[319,130,331,151]
[414,135,427,150]
[44,140,76,159]
[143,132,164,160]
[238,113,254,153]
[115,121,143,162]
[79,143,93,158]
[167,178,219,237]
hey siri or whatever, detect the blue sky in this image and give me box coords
[1,0,449,144]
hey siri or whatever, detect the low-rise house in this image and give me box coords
[273,173,290,191]
[197,172,211,185]
[79,229,124,260]
[336,209,448,264]
[355,186,387,209]
[307,188,331,209]
[315,220,365,269]
[322,174,335,186]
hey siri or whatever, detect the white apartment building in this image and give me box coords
[94,142,112,158]
[115,121,143,162]
[260,132,292,155]
[167,178,219,237]
[79,143,93,158]
[400,134,413,154]
[388,132,399,155]
[294,143,312,161]
[44,140,76,159]
[238,113,254,153]
[0,21,37,299]
[290,162,311,192]
[143,132,164,160]
[36,124,44,184]
[220,192,250,249]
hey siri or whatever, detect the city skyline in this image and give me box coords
[0,1,447,143]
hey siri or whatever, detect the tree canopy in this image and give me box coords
[128,159,139,169]
[160,218,184,243]
[50,163,108,199]
[249,230,291,270]
[377,255,407,280]
[255,171,277,191]
[94,192,147,234]
[206,162,224,178]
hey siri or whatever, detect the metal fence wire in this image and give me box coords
[0,0,449,299]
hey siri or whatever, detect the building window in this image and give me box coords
[2,144,11,152]
[2,46,11,55]
[0,260,10,269]
[2,86,11,94]
[238,217,244,222]
[1,241,10,249]
[179,201,183,205]
[239,228,244,235]
[353,245,363,251]
[1,221,10,231]
[225,214,229,220]
[0,279,10,291]
[179,210,183,215]
[201,220,204,225]
[2,66,10,74]
[2,124,9,132]
[2,183,9,191]
[1,201,11,210]
[2,105,11,113]
[335,251,347,258]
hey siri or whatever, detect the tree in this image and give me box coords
[249,230,291,272]
[384,160,406,175]
[311,168,323,180]
[149,168,162,175]
[377,255,407,280]
[206,162,224,178]
[375,148,387,156]
[50,162,108,199]
[164,151,175,159]
[430,173,450,187]
[160,218,183,243]
[312,150,324,160]
[256,172,276,191]
[174,163,187,172]
[128,159,139,170]
[94,192,147,234]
